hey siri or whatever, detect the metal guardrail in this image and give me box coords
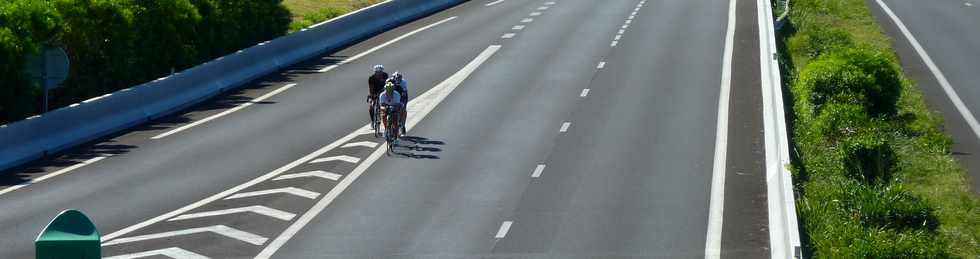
[0,0,465,172]
[761,0,803,258]
[775,0,791,30]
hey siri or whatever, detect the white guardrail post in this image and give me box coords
[760,0,802,258]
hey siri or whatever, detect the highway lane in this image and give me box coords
[274,0,770,258]
[868,0,980,191]
[0,0,773,258]
[0,2,497,258]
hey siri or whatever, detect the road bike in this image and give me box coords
[368,95,381,138]
[383,105,400,154]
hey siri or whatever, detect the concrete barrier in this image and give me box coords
[0,0,465,172]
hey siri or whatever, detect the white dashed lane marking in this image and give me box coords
[485,0,504,6]
[580,89,591,97]
[531,164,546,178]
[502,33,516,39]
[560,122,571,132]
[0,155,106,196]
[512,25,525,30]
[597,62,606,69]
[495,221,513,238]
[521,18,534,23]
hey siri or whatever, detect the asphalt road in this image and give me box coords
[0,0,772,258]
[868,0,980,192]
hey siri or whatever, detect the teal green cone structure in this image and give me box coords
[35,209,100,259]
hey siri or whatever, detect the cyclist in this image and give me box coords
[368,65,389,129]
[387,72,408,134]
[379,81,402,141]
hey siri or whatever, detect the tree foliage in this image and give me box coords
[0,0,290,123]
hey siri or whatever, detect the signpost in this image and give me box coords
[24,47,70,113]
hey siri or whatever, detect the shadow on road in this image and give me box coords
[391,136,444,159]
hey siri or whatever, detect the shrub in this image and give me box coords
[801,27,853,58]
[838,128,896,183]
[829,48,902,116]
[848,184,938,231]
[794,54,873,118]
[794,47,902,120]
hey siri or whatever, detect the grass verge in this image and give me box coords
[283,0,381,32]
[777,0,980,257]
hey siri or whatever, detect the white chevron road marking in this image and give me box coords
[309,155,361,164]
[224,187,319,200]
[341,141,378,148]
[102,225,266,246]
[104,247,209,259]
[169,205,295,221]
[274,170,342,181]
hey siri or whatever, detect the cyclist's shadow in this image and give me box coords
[391,136,443,159]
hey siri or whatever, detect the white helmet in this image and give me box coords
[373,64,384,72]
[392,71,403,80]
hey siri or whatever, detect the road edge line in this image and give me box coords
[705,0,737,257]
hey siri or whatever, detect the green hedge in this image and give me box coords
[0,0,289,124]
[781,0,980,257]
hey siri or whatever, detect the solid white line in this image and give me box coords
[274,170,342,181]
[318,16,457,73]
[597,62,606,69]
[705,0,736,257]
[151,83,297,139]
[341,141,378,148]
[512,25,525,30]
[531,164,546,178]
[502,33,516,39]
[309,155,360,164]
[611,41,619,47]
[485,0,504,6]
[224,187,320,200]
[256,45,502,259]
[560,122,571,132]
[103,225,267,246]
[169,205,295,221]
[104,247,208,259]
[580,88,591,97]
[0,156,107,196]
[530,12,542,16]
[522,18,534,23]
[495,221,513,238]
[874,0,980,141]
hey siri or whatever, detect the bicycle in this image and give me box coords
[368,95,381,138]
[383,104,400,155]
